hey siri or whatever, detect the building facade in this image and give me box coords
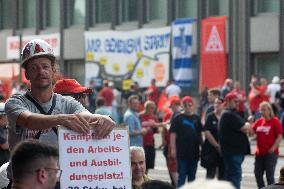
[0,0,281,92]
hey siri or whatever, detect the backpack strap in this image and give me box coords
[24,93,57,139]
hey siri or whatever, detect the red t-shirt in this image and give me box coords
[249,87,268,113]
[232,89,246,112]
[140,113,158,147]
[98,87,114,106]
[147,85,159,105]
[252,117,283,156]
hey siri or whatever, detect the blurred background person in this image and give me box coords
[201,97,225,180]
[250,102,282,189]
[139,100,164,174]
[267,76,280,117]
[53,79,92,108]
[94,96,112,117]
[170,96,202,187]
[262,166,284,188]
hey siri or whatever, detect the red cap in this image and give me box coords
[182,96,193,104]
[168,96,181,106]
[224,92,238,102]
[54,79,92,94]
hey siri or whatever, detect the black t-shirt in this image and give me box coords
[219,109,250,155]
[204,112,219,142]
[170,113,202,160]
[0,127,9,166]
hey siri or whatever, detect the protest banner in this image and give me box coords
[58,127,131,189]
[84,27,170,88]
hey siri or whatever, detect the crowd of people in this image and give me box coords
[1,38,284,189]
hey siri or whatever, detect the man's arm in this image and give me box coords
[17,111,90,133]
[17,111,116,138]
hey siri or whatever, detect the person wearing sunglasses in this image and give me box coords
[11,139,60,189]
[53,79,92,107]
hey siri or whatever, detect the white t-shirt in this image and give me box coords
[267,83,280,103]
[165,84,181,97]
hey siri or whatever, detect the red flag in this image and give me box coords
[200,16,227,91]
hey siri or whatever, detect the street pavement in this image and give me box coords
[148,135,284,189]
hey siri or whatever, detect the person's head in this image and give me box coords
[182,96,193,114]
[128,95,140,112]
[168,96,181,112]
[0,102,7,127]
[11,140,60,189]
[260,77,267,86]
[280,79,284,89]
[180,179,234,189]
[272,76,280,84]
[224,78,233,88]
[141,180,174,189]
[96,96,105,108]
[130,146,146,181]
[224,92,239,110]
[279,166,284,183]
[144,100,156,114]
[234,81,241,90]
[54,79,92,106]
[259,101,274,119]
[151,79,156,86]
[103,80,109,87]
[207,88,221,103]
[22,39,56,89]
[214,97,224,113]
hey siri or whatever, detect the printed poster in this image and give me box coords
[85,27,170,88]
[58,127,131,189]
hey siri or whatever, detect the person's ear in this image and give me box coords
[36,168,49,184]
[25,69,30,80]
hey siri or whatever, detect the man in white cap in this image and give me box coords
[5,39,116,187]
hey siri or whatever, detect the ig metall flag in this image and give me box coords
[172,18,195,87]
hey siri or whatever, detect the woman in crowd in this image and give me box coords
[251,101,282,189]
[202,97,225,179]
[139,100,164,174]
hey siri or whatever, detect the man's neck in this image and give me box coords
[30,87,53,103]
[132,176,144,187]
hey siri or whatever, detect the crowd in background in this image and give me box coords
[2,74,284,189]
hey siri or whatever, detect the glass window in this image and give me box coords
[178,0,198,18]
[121,0,138,22]
[71,0,85,25]
[46,0,60,27]
[254,53,279,81]
[209,0,229,16]
[23,0,36,28]
[257,0,279,14]
[1,1,13,29]
[148,0,167,21]
[96,0,112,23]
[67,60,85,84]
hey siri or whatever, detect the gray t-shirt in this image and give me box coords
[5,91,87,151]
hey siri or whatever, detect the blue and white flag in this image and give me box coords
[172,18,194,87]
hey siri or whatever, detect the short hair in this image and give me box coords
[141,180,174,189]
[130,146,145,158]
[127,95,139,105]
[208,88,221,97]
[11,140,59,181]
[96,96,105,107]
[180,179,234,189]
